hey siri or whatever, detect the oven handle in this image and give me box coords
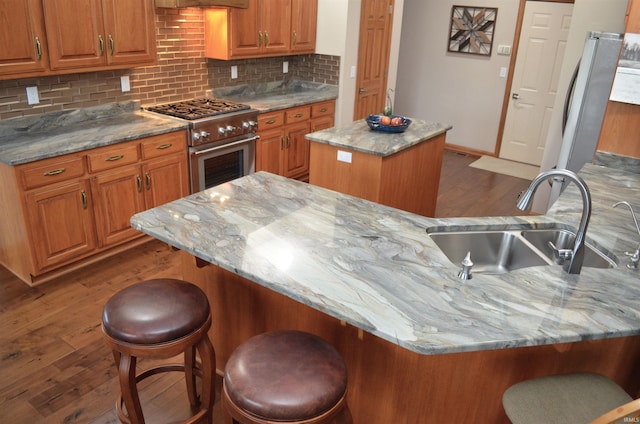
[193,135,259,156]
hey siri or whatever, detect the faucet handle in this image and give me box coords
[547,241,573,263]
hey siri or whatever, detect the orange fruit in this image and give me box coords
[380,116,391,125]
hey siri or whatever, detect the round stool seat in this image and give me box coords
[224,330,348,422]
[102,278,210,345]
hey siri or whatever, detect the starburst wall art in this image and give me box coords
[448,5,497,56]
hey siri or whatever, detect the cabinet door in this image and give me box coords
[142,153,189,209]
[230,0,262,57]
[260,0,291,55]
[43,0,106,70]
[102,0,156,66]
[91,165,145,248]
[0,0,49,77]
[283,120,310,179]
[256,128,284,174]
[290,0,317,54]
[311,115,334,133]
[24,180,97,270]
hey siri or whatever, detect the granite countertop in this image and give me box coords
[130,164,640,355]
[0,101,188,166]
[215,80,338,112]
[305,118,452,157]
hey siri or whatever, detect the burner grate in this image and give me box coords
[146,98,251,120]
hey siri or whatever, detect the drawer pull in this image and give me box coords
[320,107,328,113]
[156,143,173,150]
[266,119,277,125]
[136,175,142,192]
[294,113,304,118]
[43,168,66,176]
[145,172,151,190]
[81,190,88,209]
[105,154,124,162]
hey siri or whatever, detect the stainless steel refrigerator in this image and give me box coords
[548,31,622,203]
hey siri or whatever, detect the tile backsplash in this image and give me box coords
[0,8,339,121]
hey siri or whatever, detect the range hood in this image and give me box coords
[155,0,248,8]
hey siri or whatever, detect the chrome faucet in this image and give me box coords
[612,201,640,269]
[517,169,591,274]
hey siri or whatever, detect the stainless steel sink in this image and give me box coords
[521,229,616,269]
[428,228,617,274]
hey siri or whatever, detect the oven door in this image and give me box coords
[189,135,257,193]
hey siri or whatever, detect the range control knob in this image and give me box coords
[226,125,236,134]
[193,130,211,143]
[248,120,257,130]
[218,127,227,136]
[242,121,250,131]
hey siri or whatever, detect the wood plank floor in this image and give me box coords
[0,150,532,423]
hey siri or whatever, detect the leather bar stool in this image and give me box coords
[102,278,216,424]
[223,330,353,424]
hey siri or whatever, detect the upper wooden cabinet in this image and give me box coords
[0,0,49,76]
[0,0,157,80]
[204,0,317,60]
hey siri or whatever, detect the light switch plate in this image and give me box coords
[120,76,131,92]
[26,86,39,105]
[337,151,352,163]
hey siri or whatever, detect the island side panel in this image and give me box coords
[182,252,640,423]
[309,133,445,217]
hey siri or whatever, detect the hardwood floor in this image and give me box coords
[0,150,533,423]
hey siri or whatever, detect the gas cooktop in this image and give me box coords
[146,98,251,120]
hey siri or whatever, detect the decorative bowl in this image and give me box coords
[365,115,412,133]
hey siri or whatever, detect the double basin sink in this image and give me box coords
[428,226,617,274]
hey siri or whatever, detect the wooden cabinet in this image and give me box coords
[0,131,188,285]
[0,0,49,76]
[204,0,316,60]
[256,101,334,181]
[0,0,156,80]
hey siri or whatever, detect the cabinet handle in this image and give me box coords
[320,107,328,113]
[136,175,142,192]
[266,119,276,125]
[43,168,66,176]
[280,136,285,150]
[108,34,114,56]
[293,31,297,46]
[35,37,42,60]
[156,143,173,150]
[105,154,124,162]
[264,31,269,47]
[286,135,290,148]
[145,172,151,190]
[98,35,104,56]
[294,113,304,118]
[81,190,88,209]
[258,31,263,47]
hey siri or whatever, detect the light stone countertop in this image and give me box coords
[130,164,640,355]
[305,118,452,157]
[215,81,338,112]
[0,101,188,166]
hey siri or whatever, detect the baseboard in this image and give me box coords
[444,143,494,158]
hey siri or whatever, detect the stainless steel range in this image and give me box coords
[146,98,258,193]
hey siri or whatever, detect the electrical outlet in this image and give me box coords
[337,151,352,163]
[350,66,356,78]
[499,67,507,78]
[120,76,131,92]
[26,86,40,105]
[231,65,238,79]
[283,61,289,74]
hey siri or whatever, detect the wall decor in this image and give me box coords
[448,5,497,56]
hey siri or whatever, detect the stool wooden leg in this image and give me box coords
[196,336,216,421]
[184,345,199,408]
[117,353,146,424]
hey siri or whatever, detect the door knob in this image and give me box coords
[359,88,367,94]
[512,93,520,100]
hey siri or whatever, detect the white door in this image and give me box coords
[499,1,574,165]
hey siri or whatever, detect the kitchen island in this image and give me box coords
[131,165,640,423]
[306,118,451,216]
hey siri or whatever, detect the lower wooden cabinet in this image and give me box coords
[256,100,335,181]
[0,130,188,285]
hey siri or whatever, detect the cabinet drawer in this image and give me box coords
[258,111,285,130]
[19,154,86,190]
[311,101,335,118]
[140,131,187,160]
[285,106,311,124]
[87,142,139,173]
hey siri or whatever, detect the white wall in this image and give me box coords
[316,0,405,126]
[394,0,519,153]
